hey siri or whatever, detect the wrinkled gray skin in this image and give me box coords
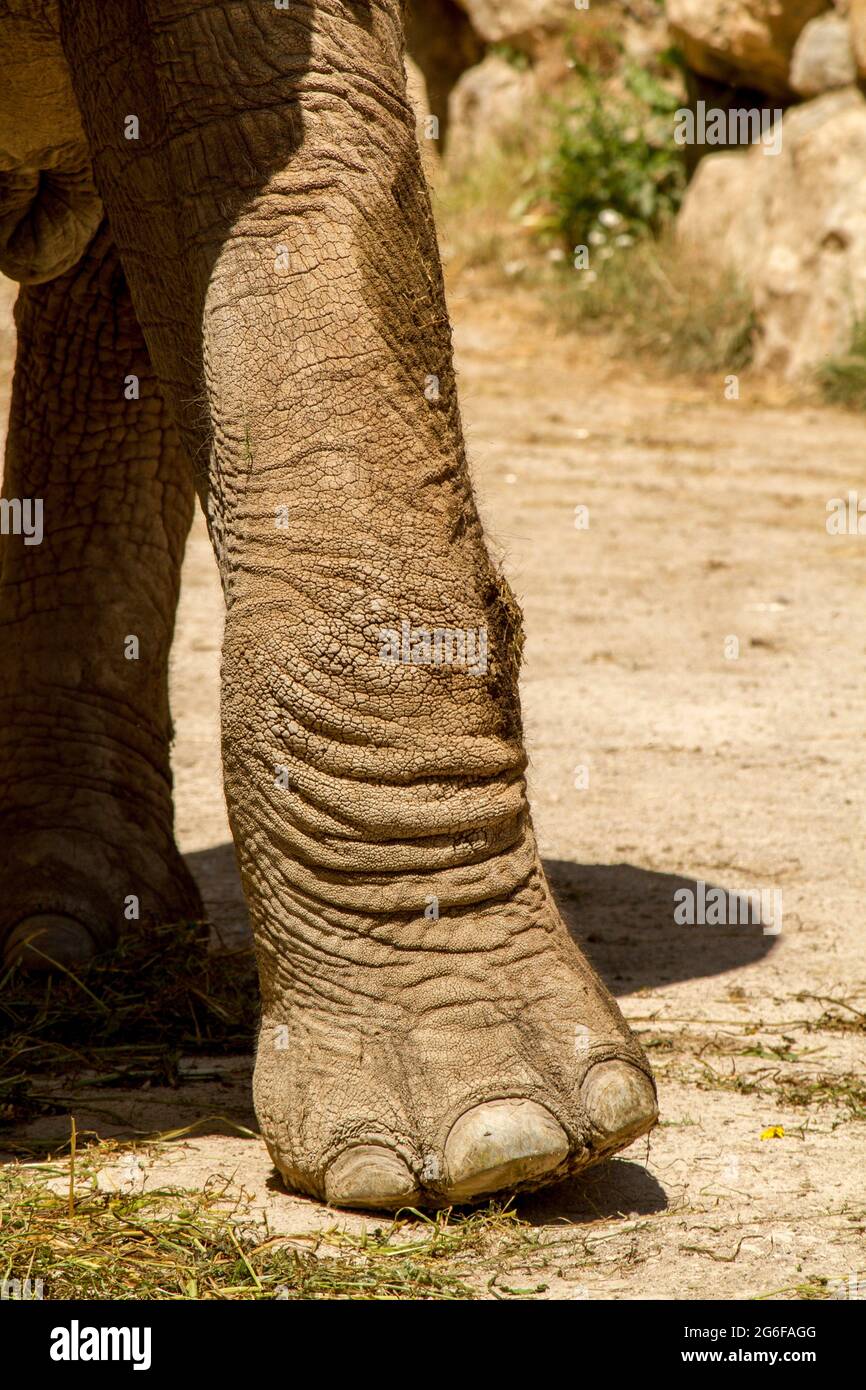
[0,0,657,1210]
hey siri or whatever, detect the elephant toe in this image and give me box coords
[3,915,97,971]
[324,1145,420,1211]
[581,1060,658,1149]
[442,1098,569,1202]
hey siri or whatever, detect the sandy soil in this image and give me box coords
[1,270,864,1300]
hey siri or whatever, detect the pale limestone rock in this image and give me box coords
[790,11,857,95]
[454,0,567,48]
[849,0,866,76]
[678,88,866,376]
[446,53,537,164]
[667,0,832,96]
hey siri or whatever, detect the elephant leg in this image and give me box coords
[61,0,656,1208]
[0,220,203,969]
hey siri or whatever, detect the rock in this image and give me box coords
[790,11,857,94]
[666,0,832,96]
[453,0,565,50]
[850,0,866,76]
[677,88,866,376]
[446,54,537,165]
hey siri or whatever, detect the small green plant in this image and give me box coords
[817,319,866,411]
[489,42,531,73]
[540,64,686,251]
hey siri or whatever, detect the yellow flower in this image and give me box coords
[760,1125,785,1140]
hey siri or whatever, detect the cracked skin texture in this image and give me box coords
[0,0,657,1208]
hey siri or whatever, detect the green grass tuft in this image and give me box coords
[817,320,866,410]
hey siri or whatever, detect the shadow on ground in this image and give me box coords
[546,859,778,993]
[519,1154,668,1224]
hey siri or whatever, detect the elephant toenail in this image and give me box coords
[3,915,97,972]
[581,1060,658,1145]
[324,1146,419,1211]
[443,1098,569,1201]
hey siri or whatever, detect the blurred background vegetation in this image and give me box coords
[409,0,866,400]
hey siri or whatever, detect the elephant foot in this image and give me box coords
[0,826,204,972]
[252,872,658,1212]
[260,1051,656,1213]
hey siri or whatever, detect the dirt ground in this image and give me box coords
[1,268,864,1300]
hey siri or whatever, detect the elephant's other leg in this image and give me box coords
[0,221,203,969]
[62,0,656,1208]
